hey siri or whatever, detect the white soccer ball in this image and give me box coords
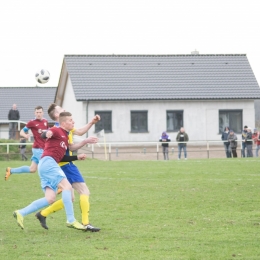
[35,69,50,84]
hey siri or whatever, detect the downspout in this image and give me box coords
[86,100,89,137]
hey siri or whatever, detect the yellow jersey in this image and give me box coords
[58,128,75,167]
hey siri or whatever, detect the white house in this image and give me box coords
[54,54,260,142]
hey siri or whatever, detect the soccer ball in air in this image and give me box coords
[35,69,50,84]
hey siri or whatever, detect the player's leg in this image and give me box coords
[59,178,85,230]
[5,161,37,181]
[72,182,90,224]
[5,148,43,180]
[37,157,83,230]
[73,182,100,232]
[63,163,100,231]
[13,196,50,230]
[61,163,99,231]
[36,188,76,229]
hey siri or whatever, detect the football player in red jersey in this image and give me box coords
[13,112,86,230]
[5,106,49,180]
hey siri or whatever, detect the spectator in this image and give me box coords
[227,130,237,158]
[245,127,253,157]
[252,128,260,157]
[19,137,28,161]
[221,126,231,158]
[159,131,171,160]
[8,104,20,139]
[176,127,189,160]
[241,125,248,157]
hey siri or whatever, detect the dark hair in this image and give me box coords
[48,103,57,120]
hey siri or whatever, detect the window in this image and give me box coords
[131,111,148,132]
[219,110,242,134]
[167,110,183,132]
[94,111,112,133]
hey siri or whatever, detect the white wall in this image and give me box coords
[86,99,255,142]
[61,78,255,142]
[62,76,85,130]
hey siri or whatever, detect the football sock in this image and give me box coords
[62,190,75,223]
[41,199,64,217]
[11,166,31,174]
[80,195,90,225]
[19,197,49,217]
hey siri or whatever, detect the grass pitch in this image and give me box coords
[1,158,260,260]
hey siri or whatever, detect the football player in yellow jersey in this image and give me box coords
[35,103,101,232]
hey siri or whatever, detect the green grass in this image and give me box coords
[1,159,260,259]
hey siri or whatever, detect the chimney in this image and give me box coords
[191,50,199,55]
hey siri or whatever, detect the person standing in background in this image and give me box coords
[176,127,189,160]
[245,127,253,157]
[221,126,231,158]
[227,130,237,158]
[159,131,171,160]
[19,137,28,161]
[8,104,20,139]
[252,128,260,157]
[241,125,248,157]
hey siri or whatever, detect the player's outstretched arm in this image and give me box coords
[69,136,98,151]
[73,115,100,136]
[60,154,87,162]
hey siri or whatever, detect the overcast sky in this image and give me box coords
[0,0,260,87]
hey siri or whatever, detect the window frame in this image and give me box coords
[166,110,184,132]
[94,110,112,133]
[130,110,148,133]
[219,109,243,134]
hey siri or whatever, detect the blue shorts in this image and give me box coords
[38,156,66,192]
[61,163,85,184]
[31,148,44,164]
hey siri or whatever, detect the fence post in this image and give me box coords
[109,143,111,161]
[91,144,94,159]
[207,141,209,158]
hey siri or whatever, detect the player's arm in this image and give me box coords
[69,136,98,151]
[41,129,53,139]
[20,127,30,139]
[73,115,100,136]
[60,153,87,162]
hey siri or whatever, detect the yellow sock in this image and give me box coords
[41,199,64,217]
[80,195,90,225]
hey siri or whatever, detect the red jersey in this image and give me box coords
[26,118,49,149]
[42,127,69,163]
[252,132,260,145]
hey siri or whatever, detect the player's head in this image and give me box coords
[48,103,65,121]
[59,112,74,131]
[34,106,44,120]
